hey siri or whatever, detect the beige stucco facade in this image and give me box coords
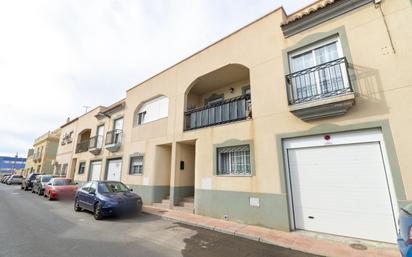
[71,102,126,182]
[53,118,78,177]
[22,148,35,177]
[31,128,61,174]
[52,0,412,242]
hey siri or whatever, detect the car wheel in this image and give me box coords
[74,199,81,212]
[93,202,103,220]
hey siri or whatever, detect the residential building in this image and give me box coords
[32,128,61,174]
[60,0,411,244]
[0,156,26,175]
[71,100,125,182]
[53,118,78,177]
[22,148,35,177]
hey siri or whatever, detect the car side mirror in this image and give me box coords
[129,188,133,192]
[75,182,78,185]
[47,182,52,185]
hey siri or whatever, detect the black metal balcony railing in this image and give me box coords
[184,94,251,131]
[285,57,353,105]
[105,130,122,146]
[75,140,90,153]
[89,135,103,149]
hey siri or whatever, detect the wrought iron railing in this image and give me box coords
[89,135,103,149]
[184,94,251,131]
[105,130,122,146]
[75,140,90,153]
[285,57,353,105]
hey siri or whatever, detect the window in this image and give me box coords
[89,182,98,193]
[287,37,350,103]
[242,85,251,95]
[78,162,86,174]
[136,96,168,125]
[137,111,146,125]
[129,155,144,175]
[217,145,251,176]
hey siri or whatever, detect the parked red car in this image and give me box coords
[44,178,78,200]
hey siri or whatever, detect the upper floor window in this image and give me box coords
[136,96,168,125]
[287,37,351,105]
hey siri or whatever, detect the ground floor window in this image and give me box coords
[78,162,86,174]
[129,155,144,175]
[217,144,251,176]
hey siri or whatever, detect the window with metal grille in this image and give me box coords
[217,145,251,176]
[129,155,144,175]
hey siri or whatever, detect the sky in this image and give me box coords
[0,0,314,158]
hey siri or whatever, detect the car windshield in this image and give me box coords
[53,179,75,186]
[99,182,129,193]
[41,176,53,182]
[402,203,412,216]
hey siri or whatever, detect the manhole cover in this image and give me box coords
[350,243,367,250]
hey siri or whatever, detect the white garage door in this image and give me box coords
[285,131,397,243]
[89,161,101,181]
[106,159,122,181]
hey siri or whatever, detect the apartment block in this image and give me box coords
[31,128,61,174]
[55,0,412,244]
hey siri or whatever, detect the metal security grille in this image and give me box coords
[129,156,144,175]
[217,145,251,176]
[105,129,123,145]
[285,57,353,105]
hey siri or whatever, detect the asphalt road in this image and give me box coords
[0,184,321,257]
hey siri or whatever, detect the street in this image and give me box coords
[0,184,321,257]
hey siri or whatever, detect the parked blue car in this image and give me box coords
[74,181,143,220]
[398,203,412,257]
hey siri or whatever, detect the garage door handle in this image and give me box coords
[308,216,314,219]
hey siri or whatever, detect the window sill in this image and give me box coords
[215,174,253,177]
[129,173,143,176]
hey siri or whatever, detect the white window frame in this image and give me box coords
[129,155,144,175]
[288,36,349,100]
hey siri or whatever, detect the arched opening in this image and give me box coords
[75,129,91,153]
[134,95,169,126]
[184,64,251,130]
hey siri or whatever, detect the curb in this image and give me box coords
[142,208,323,256]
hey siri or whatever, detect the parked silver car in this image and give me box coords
[6,175,23,185]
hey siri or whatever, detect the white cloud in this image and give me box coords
[0,0,313,157]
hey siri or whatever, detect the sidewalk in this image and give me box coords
[143,206,400,257]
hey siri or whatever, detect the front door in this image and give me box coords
[89,161,102,181]
[106,159,122,181]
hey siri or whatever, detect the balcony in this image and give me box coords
[75,140,90,153]
[89,135,103,155]
[105,130,122,152]
[184,94,251,131]
[285,57,355,120]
